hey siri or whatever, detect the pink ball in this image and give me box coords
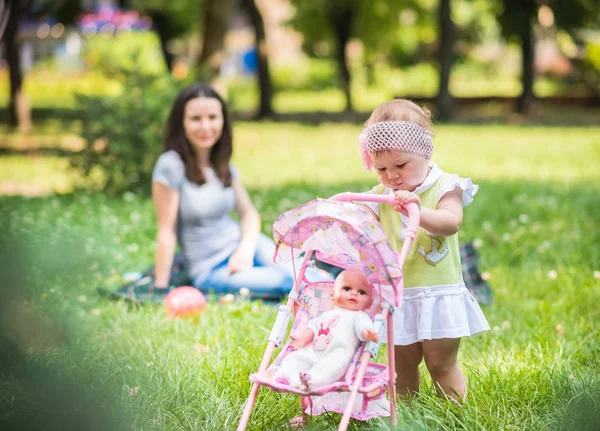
[164,286,207,318]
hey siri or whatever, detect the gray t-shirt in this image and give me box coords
[152,150,241,283]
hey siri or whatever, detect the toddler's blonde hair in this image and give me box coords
[365,99,433,133]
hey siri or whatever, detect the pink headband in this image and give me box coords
[359,121,434,171]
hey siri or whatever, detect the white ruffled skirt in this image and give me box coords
[385,283,490,345]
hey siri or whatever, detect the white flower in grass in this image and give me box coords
[239,287,250,297]
[502,233,511,242]
[78,295,87,303]
[537,240,551,254]
[146,362,153,368]
[130,211,141,223]
[473,238,484,249]
[548,270,557,279]
[518,214,529,224]
[513,194,527,204]
[481,272,492,281]
[509,219,518,228]
[482,221,492,232]
[127,243,139,253]
[502,321,511,329]
[124,191,136,202]
[594,271,600,280]
[91,308,101,316]
[492,326,500,332]
[220,293,235,304]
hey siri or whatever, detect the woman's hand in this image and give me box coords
[227,247,254,274]
[393,190,421,216]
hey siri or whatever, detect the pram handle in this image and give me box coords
[330,192,420,238]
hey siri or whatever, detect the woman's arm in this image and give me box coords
[228,178,261,273]
[152,182,180,287]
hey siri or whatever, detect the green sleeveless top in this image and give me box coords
[375,173,464,289]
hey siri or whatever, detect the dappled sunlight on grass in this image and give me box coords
[0,156,78,196]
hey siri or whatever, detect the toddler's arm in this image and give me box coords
[394,188,463,237]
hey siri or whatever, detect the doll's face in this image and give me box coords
[332,269,373,311]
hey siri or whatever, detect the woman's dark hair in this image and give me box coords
[163,83,233,187]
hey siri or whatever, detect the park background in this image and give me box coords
[0,0,599,430]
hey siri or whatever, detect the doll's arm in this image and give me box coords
[289,327,315,350]
[361,327,379,342]
[355,312,379,342]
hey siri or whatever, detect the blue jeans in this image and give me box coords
[193,234,332,300]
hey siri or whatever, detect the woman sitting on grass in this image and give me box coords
[128,83,326,303]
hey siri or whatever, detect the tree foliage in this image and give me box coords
[288,0,501,66]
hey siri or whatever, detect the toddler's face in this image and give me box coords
[371,150,429,192]
[332,270,373,311]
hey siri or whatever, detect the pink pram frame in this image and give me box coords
[238,193,420,431]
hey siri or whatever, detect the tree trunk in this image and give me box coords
[242,0,273,118]
[150,11,175,72]
[2,0,30,132]
[0,0,8,40]
[197,0,236,78]
[436,0,455,121]
[518,19,535,113]
[328,5,354,112]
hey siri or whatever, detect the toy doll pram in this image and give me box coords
[237,193,420,431]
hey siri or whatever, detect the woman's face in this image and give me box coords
[183,97,224,153]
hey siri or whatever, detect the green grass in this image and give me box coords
[0,123,599,430]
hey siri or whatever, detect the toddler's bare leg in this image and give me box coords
[422,338,465,402]
[394,343,423,399]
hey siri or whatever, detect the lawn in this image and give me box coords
[0,122,599,430]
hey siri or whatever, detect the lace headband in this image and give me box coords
[359,121,434,171]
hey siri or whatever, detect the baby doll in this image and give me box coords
[273,268,379,391]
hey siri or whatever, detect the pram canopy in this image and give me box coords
[273,198,402,292]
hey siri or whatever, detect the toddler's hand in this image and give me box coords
[362,328,379,343]
[393,190,421,216]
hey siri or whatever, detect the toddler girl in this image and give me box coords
[358,99,489,402]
